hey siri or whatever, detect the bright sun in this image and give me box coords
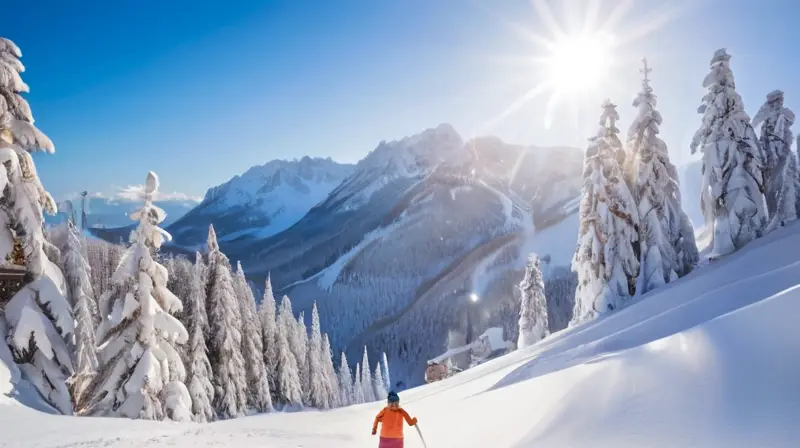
[545,33,615,95]
[475,0,684,132]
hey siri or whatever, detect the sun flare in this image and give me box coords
[545,32,615,95]
[475,0,686,133]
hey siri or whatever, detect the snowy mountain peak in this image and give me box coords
[357,123,465,176]
[210,156,353,205]
[168,156,355,247]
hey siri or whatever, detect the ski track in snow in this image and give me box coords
[5,223,800,447]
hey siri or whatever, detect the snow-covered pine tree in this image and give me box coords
[321,334,340,408]
[295,312,311,405]
[164,256,192,365]
[571,100,640,324]
[275,295,302,407]
[306,302,329,409]
[61,221,98,411]
[360,346,376,402]
[691,49,767,257]
[233,262,272,412]
[338,352,354,406]
[517,253,549,348]
[0,36,73,415]
[381,352,391,393]
[353,363,365,404]
[204,225,248,419]
[767,152,799,231]
[0,37,54,152]
[795,137,800,217]
[753,90,797,230]
[627,59,680,293]
[89,172,191,420]
[753,90,794,216]
[185,252,214,422]
[373,362,388,401]
[257,274,279,398]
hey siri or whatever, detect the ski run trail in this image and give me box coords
[4,222,800,447]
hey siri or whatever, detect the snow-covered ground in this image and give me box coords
[4,221,800,447]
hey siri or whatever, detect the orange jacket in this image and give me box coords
[372,406,417,439]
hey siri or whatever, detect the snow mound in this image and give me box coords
[4,222,800,446]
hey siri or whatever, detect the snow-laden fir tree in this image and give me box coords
[0,38,54,152]
[306,302,330,409]
[321,334,340,408]
[627,59,683,292]
[338,352,354,406]
[275,295,302,407]
[353,363,365,404]
[233,262,272,412]
[571,100,640,324]
[257,274,279,398]
[61,221,98,411]
[381,352,391,393]
[753,90,797,230]
[89,172,191,420]
[184,252,214,422]
[517,253,549,348]
[753,90,794,215]
[204,225,248,419]
[767,152,799,231]
[295,312,311,405]
[360,346,376,402]
[691,49,767,257]
[0,36,73,414]
[795,137,800,216]
[373,362,388,401]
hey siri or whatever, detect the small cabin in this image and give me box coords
[0,266,27,308]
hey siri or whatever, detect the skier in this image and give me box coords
[371,391,418,448]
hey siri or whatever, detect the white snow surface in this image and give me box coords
[4,222,800,446]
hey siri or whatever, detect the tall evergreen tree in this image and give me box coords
[306,302,329,409]
[571,100,640,324]
[353,363,365,404]
[321,334,340,408]
[295,313,311,405]
[795,137,800,217]
[257,274,279,398]
[753,90,797,230]
[1,36,72,414]
[204,225,248,419]
[338,352,354,406]
[691,49,767,257]
[89,172,191,420]
[517,254,549,348]
[275,295,302,407]
[61,221,98,412]
[373,362,388,401]
[0,37,54,152]
[185,252,214,422]
[381,352,391,393]
[627,59,680,292]
[360,346,376,402]
[233,262,272,412]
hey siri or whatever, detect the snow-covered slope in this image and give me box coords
[6,220,800,447]
[168,156,355,247]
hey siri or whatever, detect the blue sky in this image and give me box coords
[6,0,800,200]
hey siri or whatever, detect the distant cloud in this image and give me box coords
[62,187,201,203]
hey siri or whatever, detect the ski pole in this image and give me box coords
[415,424,429,448]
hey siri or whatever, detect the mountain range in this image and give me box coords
[92,124,586,386]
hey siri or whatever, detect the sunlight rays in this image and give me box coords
[475,0,685,135]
